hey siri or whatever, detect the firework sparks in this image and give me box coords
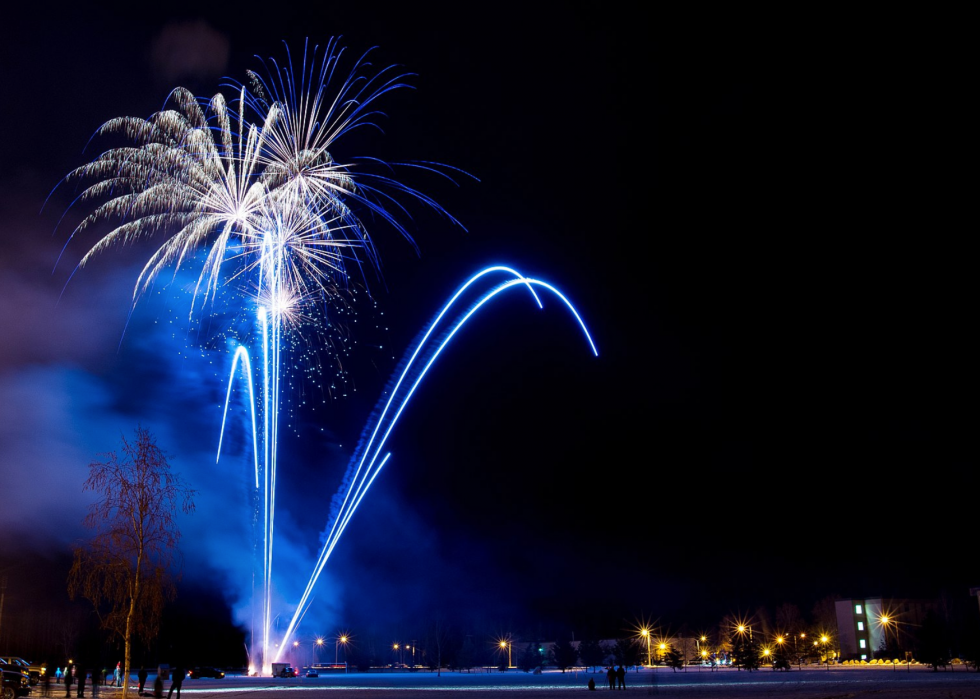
[61,37,468,674]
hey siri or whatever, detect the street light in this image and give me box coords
[733,624,751,671]
[336,634,348,664]
[775,636,785,669]
[880,616,897,671]
[696,636,708,671]
[315,637,324,666]
[639,628,652,667]
[499,640,511,668]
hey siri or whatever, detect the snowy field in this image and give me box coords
[68,665,980,699]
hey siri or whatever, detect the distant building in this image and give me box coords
[835,599,884,661]
[835,597,936,661]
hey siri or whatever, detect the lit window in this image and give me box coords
[861,654,867,660]
[855,604,863,614]
[859,639,866,649]
[857,622,864,631]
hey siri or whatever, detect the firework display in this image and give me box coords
[61,38,596,675]
[63,38,465,673]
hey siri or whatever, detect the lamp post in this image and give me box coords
[640,628,652,668]
[735,626,745,671]
[881,616,897,671]
[735,624,752,670]
[315,638,324,666]
[336,635,348,664]
[499,640,511,669]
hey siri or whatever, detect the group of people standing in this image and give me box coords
[40,663,182,698]
[37,663,98,698]
[587,665,629,691]
[606,665,627,689]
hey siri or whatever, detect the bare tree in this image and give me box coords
[811,595,841,635]
[68,427,195,699]
[775,603,804,634]
[427,614,449,676]
[59,612,81,661]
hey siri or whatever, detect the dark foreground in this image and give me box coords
[79,665,980,699]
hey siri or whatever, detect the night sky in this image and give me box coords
[1,4,973,660]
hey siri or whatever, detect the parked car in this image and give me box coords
[188,667,224,679]
[277,666,296,678]
[0,658,43,686]
[305,669,318,678]
[1,664,31,698]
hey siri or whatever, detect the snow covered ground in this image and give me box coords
[81,664,980,698]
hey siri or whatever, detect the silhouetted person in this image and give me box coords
[166,666,184,699]
[42,668,52,697]
[616,665,625,690]
[76,668,86,697]
[64,665,73,698]
[138,667,148,695]
[606,666,615,689]
[153,668,164,699]
[588,677,596,690]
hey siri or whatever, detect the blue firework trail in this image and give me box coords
[266,265,598,657]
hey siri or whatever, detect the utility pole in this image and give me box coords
[0,575,7,643]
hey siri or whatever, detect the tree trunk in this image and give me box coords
[123,598,133,699]
[123,548,142,699]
